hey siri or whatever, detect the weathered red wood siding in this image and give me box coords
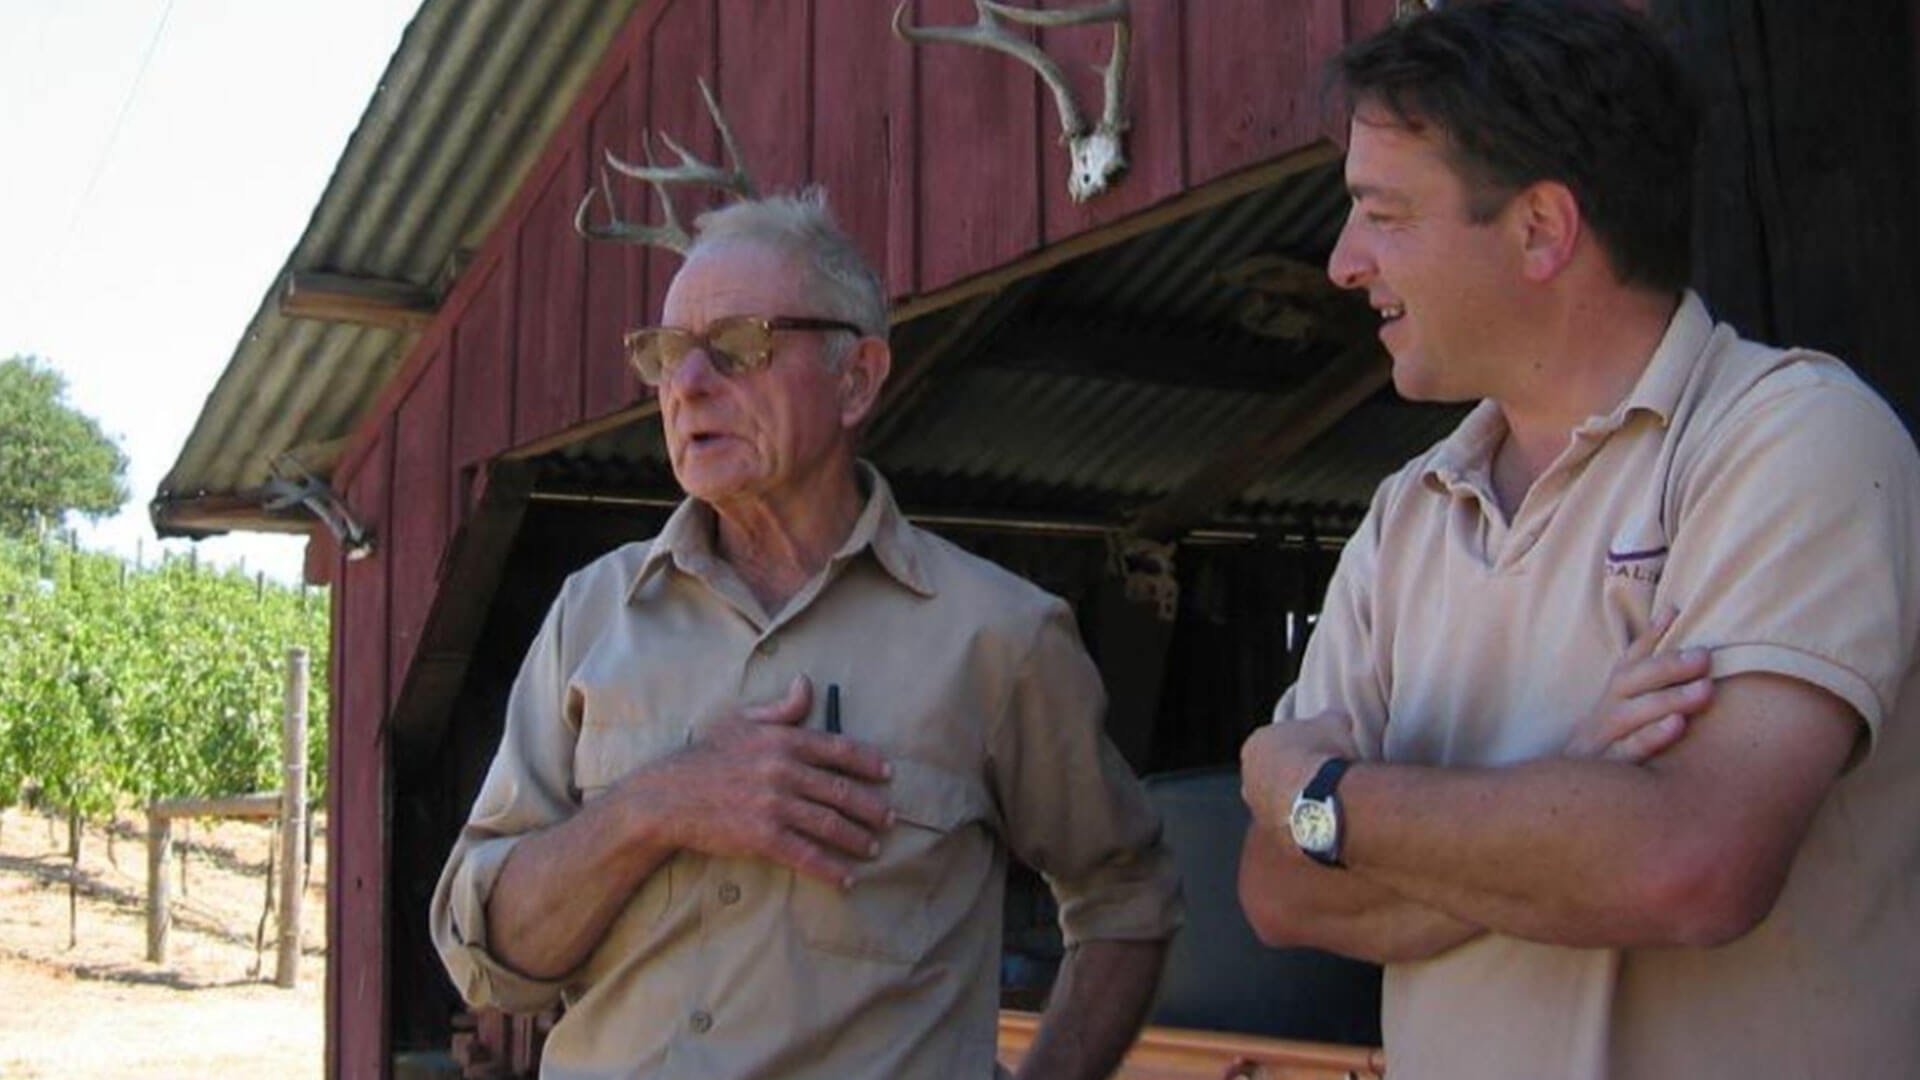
[332,421,392,1080]
[321,3,1397,1076]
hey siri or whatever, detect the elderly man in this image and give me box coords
[1239,2,1920,1078]
[431,191,1180,1080]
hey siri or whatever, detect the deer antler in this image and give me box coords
[574,78,759,254]
[893,0,1131,203]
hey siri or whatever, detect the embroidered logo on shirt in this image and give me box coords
[1604,544,1667,584]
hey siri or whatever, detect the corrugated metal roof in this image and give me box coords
[155,0,648,535]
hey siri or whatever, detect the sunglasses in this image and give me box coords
[622,315,865,386]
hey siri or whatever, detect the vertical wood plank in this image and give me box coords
[646,0,719,319]
[1661,0,1920,426]
[814,0,892,278]
[887,0,922,299]
[583,58,653,421]
[1184,0,1346,187]
[913,0,1044,294]
[335,423,392,1080]
[325,544,345,1080]
[513,148,589,445]
[719,0,811,194]
[1040,0,1187,243]
[1345,0,1400,42]
[303,526,339,588]
[389,352,452,708]
[450,261,516,526]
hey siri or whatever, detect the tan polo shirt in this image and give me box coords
[1276,293,1920,1079]
[431,465,1181,1080]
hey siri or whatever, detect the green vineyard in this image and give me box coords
[0,535,330,824]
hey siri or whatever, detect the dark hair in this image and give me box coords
[1334,0,1698,293]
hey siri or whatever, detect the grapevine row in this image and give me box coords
[0,535,330,822]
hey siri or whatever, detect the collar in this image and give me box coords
[1612,289,1713,430]
[1423,290,1714,487]
[626,461,935,603]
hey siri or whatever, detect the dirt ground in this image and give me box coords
[0,805,327,1079]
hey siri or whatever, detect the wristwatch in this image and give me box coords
[1289,757,1353,868]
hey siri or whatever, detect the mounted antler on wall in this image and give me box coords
[574,77,759,254]
[893,0,1132,204]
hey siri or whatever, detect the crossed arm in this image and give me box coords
[1239,653,1858,960]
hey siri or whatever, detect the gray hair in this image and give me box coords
[689,189,887,367]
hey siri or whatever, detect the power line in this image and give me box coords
[39,0,177,292]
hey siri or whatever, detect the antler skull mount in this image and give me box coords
[574,77,759,255]
[894,0,1133,203]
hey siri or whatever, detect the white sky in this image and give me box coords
[0,0,418,584]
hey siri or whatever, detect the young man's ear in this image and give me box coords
[1516,180,1582,283]
[839,337,892,429]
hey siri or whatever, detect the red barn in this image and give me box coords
[157,2,1920,1077]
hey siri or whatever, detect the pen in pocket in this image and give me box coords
[825,683,842,735]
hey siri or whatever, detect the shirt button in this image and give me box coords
[718,882,741,905]
[690,1011,713,1034]
[756,639,778,658]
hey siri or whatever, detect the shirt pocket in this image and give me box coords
[571,702,689,803]
[791,758,987,964]
[568,706,690,952]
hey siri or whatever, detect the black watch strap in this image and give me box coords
[1297,757,1353,868]
[1303,756,1352,802]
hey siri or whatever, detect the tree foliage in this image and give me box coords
[0,535,329,821]
[0,355,130,539]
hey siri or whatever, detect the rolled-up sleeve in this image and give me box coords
[429,594,578,1012]
[989,600,1183,946]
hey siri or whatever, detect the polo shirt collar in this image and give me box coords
[627,461,934,603]
[1612,289,1713,429]
[1424,290,1713,489]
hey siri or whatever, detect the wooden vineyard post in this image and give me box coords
[277,647,309,988]
[146,812,173,963]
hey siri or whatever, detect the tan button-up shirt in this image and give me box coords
[1277,293,1920,1079]
[431,466,1181,1080]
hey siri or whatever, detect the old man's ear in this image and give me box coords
[840,337,892,428]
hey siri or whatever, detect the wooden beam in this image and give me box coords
[281,271,438,333]
[997,1011,1386,1079]
[502,401,660,461]
[1129,344,1391,542]
[976,315,1327,394]
[149,792,282,820]
[150,491,317,537]
[388,461,535,764]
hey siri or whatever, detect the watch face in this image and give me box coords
[1290,799,1337,852]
